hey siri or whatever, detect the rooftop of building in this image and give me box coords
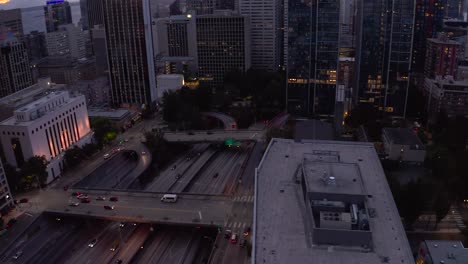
[303,160,364,196]
[88,108,131,120]
[0,90,83,126]
[254,139,414,264]
[382,128,425,149]
[157,74,184,80]
[423,240,468,264]
[427,37,461,45]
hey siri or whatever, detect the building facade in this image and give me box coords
[0,9,24,38]
[355,0,415,117]
[45,24,87,59]
[0,37,33,99]
[44,0,73,33]
[0,159,14,217]
[417,240,468,264]
[91,25,108,75]
[424,35,462,79]
[103,0,157,107]
[424,76,468,121]
[382,127,426,163]
[0,91,91,183]
[239,0,282,71]
[24,31,48,61]
[154,14,198,75]
[35,57,97,85]
[196,11,251,90]
[80,0,104,31]
[286,0,340,116]
[412,0,445,80]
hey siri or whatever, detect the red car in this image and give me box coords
[110,197,119,202]
[81,198,91,203]
[72,192,81,196]
[19,198,29,203]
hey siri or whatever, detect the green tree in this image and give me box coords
[64,146,86,168]
[398,181,425,229]
[432,190,451,230]
[21,156,48,187]
[91,117,116,146]
[82,143,98,156]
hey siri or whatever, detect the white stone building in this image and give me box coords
[0,90,92,183]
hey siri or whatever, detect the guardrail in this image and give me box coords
[164,129,263,135]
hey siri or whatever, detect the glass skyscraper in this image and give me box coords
[286,0,340,116]
[355,0,415,117]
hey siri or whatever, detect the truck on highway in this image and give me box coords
[161,194,178,203]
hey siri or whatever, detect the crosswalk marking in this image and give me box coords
[449,206,466,230]
[233,195,254,203]
[223,221,250,231]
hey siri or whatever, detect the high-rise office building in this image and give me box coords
[103,0,156,107]
[413,0,445,79]
[445,0,464,19]
[80,0,104,31]
[154,14,198,75]
[355,0,415,117]
[45,24,87,59]
[91,25,108,74]
[44,0,73,33]
[196,11,250,90]
[0,34,33,99]
[24,31,48,61]
[286,0,340,116]
[424,35,462,79]
[239,0,282,71]
[0,9,23,38]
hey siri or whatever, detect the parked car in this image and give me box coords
[230,234,238,244]
[104,205,115,210]
[103,153,110,159]
[243,226,251,236]
[171,165,177,170]
[224,229,232,239]
[110,197,119,202]
[19,198,29,203]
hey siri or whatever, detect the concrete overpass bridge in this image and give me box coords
[44,189,231,228]
[164,129,263,142]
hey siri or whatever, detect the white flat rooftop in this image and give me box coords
[253,139,414,264]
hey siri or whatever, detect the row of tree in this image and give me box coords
[4,156,48,193]
[63,143,99,169]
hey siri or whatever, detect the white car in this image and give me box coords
[141,151,146,155]
[12,251,23,260]
[69,202,80,207]
[103,154,110,159]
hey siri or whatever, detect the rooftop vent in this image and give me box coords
[326,176,336,186]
